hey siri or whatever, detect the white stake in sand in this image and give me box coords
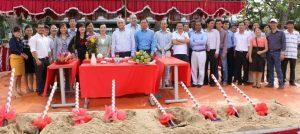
[6,68,15,113]
[231,83,269,116]
[149,93,176,127]
[231,83,256,106]
[211,75,239,117]
[180,82,200,109]
[41,82,57,118]
[103,79,126,122]
[150,94,167,115]
[181,81,220,121]
[74,82,80,110]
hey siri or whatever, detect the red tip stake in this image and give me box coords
[103,105,126,122]
[0,105,16,126]
[198,106,218,121]
[159,113,176,126]
[32,115,52,129]
[255,103,268,116]
[72,108,92,125]
[226,105,239,117]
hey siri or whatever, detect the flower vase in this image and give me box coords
[90,53,97,65]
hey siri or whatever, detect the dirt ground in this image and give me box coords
[0,59,299,133]
[0,102,299,134]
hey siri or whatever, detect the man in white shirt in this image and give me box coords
[172,23,189,62]
[111,18,136,57]
[29,22,51,95]
[234,21,251,85]
[68,18,77,37]
[155,20,172,86]
[125,14,141,33]
[204,19,220,86]
[282,20,300,86]
[183,23,190,33]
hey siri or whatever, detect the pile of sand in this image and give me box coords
[0,101,299,134]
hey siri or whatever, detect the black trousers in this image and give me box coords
[281,58,296,84]
[35,57,50,94]
[235,51,249,84]
[118,51,131,58]
[173,54,189,62]
[204,49,218,85]
[227,47,235,84]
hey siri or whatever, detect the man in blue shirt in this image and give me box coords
[134,19,156,55]
[266,19,286,89]
[189,21,208,87]
[223,20,235,84]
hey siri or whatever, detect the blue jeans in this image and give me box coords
[220,50,228,83]
[267,51,284,86]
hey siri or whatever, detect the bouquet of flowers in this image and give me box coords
[86,35,98,54]
[132,50,151,64]
[56,52,72,64]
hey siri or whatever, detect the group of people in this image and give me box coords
[187,18,299,89]
[8,14,299,97]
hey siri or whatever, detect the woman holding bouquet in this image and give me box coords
[97,24,111,57]
[54,23,72,60]
[54,23,73,90]
[68,23,88,63]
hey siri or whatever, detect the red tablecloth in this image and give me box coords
[0,46,10,72]
[155,57,191,87]
[43,59,80,96]
[79,62,164,98]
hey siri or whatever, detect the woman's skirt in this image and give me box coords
[10,54,25,76]
[250,47,265,72]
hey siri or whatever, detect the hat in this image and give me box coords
[270,19,278,23]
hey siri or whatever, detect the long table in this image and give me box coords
[79,62,164,107]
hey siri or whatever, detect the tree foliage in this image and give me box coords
[244,0,300,29]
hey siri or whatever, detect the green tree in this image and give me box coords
[0,15,10,40]
[244,0,300,29]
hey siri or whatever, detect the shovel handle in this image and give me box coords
[168,119,176,127]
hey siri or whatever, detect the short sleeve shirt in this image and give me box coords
[172,31,189,55]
